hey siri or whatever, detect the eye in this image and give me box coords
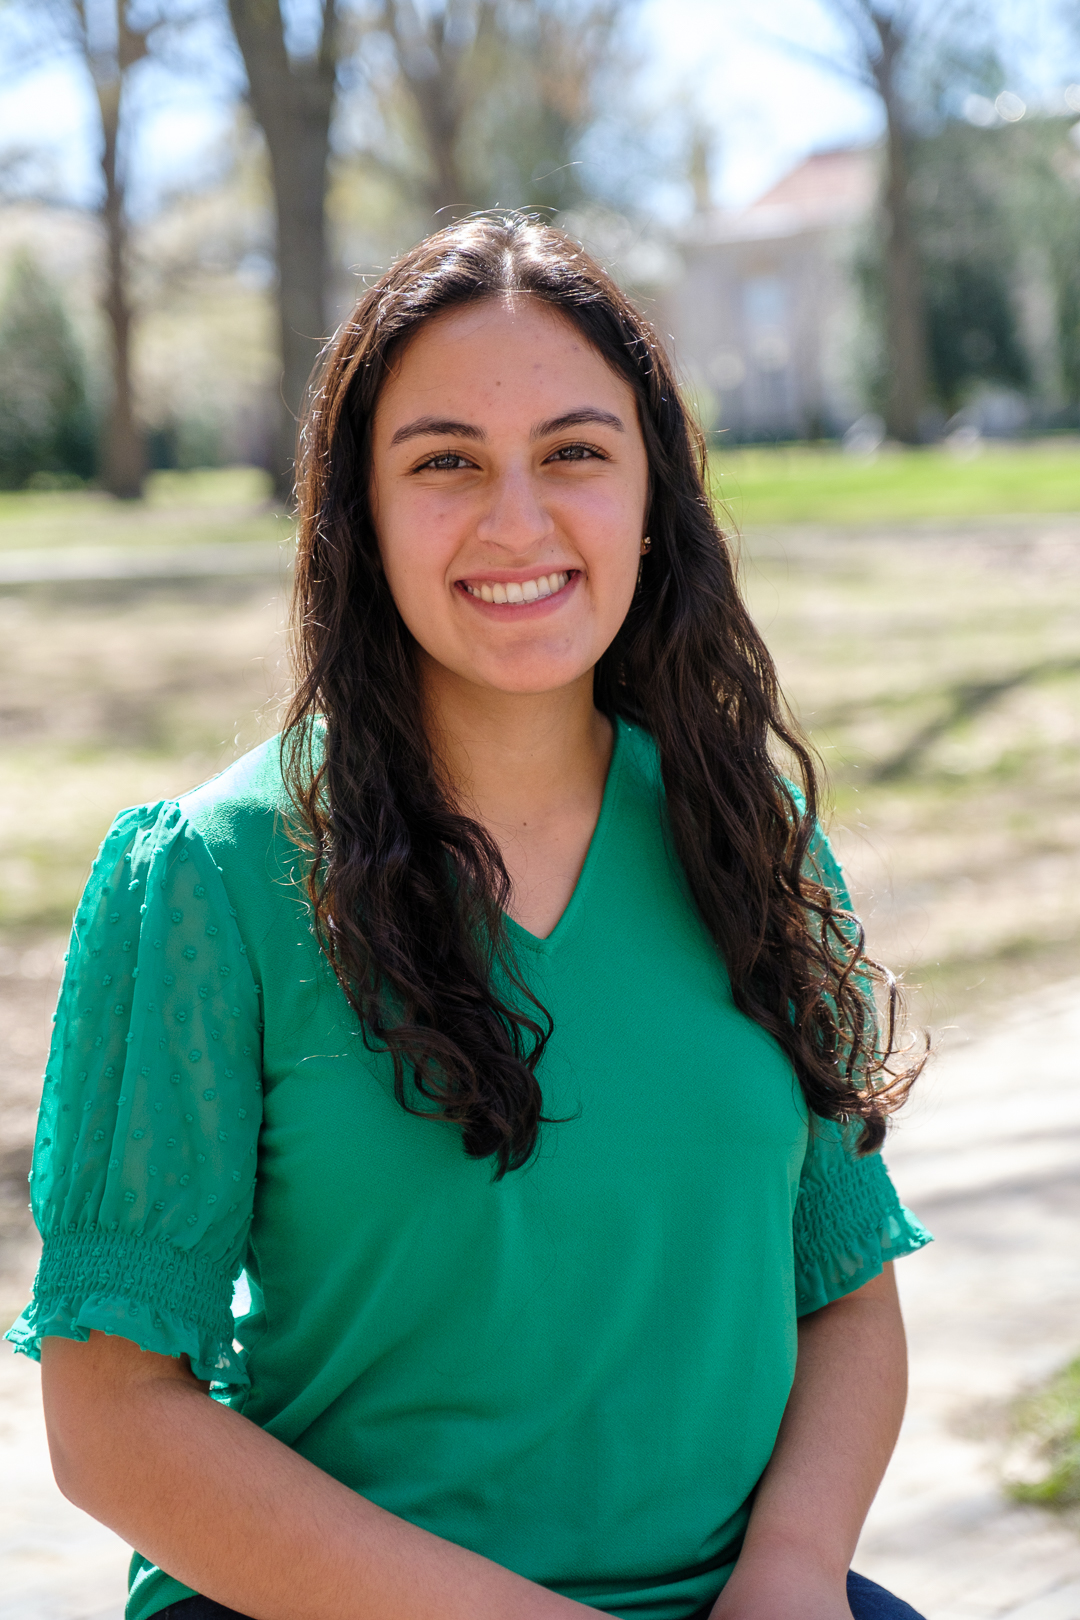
[414,450,476,472]
[546,443,606,463]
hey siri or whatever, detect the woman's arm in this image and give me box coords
[41,1333,605,1620]
[711,1263,907,1620]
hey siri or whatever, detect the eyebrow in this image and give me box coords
[532,409,625,439]
[389,417,484,446]
[388,407,625,448]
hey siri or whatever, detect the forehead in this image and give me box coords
[374,295,636,425]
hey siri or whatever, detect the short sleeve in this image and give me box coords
[793,1120,931,1315]
[792,814,931,1313]
[4,802,263,1392]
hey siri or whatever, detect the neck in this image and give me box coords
[418,655,612,832]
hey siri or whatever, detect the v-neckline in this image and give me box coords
[502,717,627,957]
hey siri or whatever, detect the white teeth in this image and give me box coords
[464,571,571,602]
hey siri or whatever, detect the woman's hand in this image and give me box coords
[708,1264,906,1620]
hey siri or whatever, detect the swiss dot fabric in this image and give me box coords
[8,802,262,1388]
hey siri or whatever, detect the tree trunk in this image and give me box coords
[860,6,930,446]
[93,22,145,499]
[380,1,479,217]
[880,95,930,443]
[228,0,336,501]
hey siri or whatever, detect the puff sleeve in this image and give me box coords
[5,802,263,1392]
[792,817,931,1315]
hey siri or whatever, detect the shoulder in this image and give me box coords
[91,737,291,869]
[173,736,310,940]
[80,737,302,946]
[177,735,291,855]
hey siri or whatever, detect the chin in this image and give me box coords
[473,656,594,695]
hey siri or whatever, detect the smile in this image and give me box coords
[460,570,573,605]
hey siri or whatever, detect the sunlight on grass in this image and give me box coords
[143,467,274,508]
[0,466,285,552]
[738,519,1080,1023]
[711,440,1080,528]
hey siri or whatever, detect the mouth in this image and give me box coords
[458,569,574,606]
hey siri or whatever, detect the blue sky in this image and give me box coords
[0,0,1075,221]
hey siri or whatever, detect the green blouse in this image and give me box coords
[8,719,929,1620]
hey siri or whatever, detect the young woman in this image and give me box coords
[10,216,930,1620]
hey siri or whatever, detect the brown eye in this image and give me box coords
[547,443,603,463]
[417,451,474,472]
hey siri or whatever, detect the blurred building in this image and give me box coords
[660,148,879,441]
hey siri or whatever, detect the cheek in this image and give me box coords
[581,494,646,584]
[572,458,648,546]
[382,551,448,647]
[377,503,457,608]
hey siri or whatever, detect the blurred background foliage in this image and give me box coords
[910,115,1080,415]
[0,250,95,489]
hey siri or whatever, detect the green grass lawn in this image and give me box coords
[711,438,1080,528]
[735,518,1080,1025]
[0,467,286,551]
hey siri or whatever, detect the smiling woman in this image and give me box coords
[10,216,928,1620]
[368,299,649,727]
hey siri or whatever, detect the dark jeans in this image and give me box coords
[161,1569,926,1619]
[846,1571,925,1618]
[686,1572,925,1619]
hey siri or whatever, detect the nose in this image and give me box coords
[475,463,555,555]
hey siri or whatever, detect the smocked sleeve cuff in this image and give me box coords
[794,1196,931,1316]
[6,1229,249,1393]
[793,1124,931,1316]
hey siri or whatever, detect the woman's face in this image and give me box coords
[369,296,650,699]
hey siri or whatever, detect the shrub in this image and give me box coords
[0,249,96,489]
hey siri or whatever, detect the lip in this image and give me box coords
[454,568,580,617]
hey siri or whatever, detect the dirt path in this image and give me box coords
[2,975,1079,1619]
[856,981,1080,1619]
[0,939,130,1620]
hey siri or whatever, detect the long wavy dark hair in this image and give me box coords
[283,212,920,1177]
